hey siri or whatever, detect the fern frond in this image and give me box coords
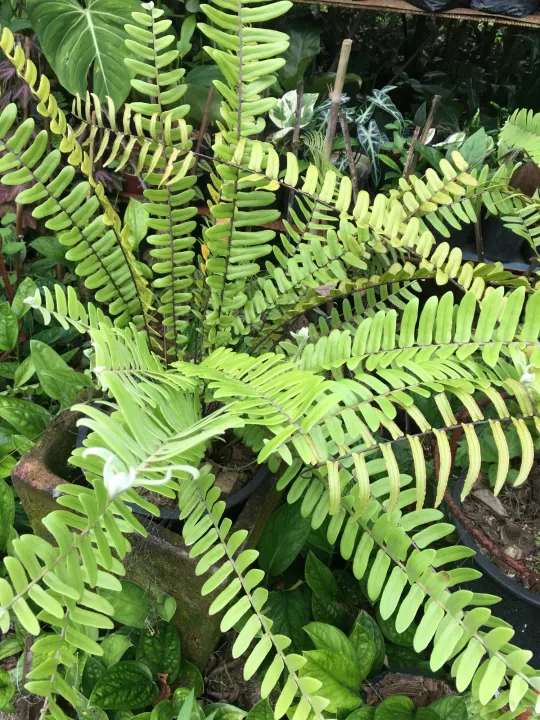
[179,467,331,720]
[500,108,540,165]
[281,463,540,717]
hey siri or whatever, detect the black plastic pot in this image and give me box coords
[451,473,540,608]
[432,223,475,251]
[450,474,540,662]
[76,421,270,521]
[482,215,526,264]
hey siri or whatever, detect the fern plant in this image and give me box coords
[1,2,540,719]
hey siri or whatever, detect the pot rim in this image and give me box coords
[76,420,270,517]
[451,472,540,608]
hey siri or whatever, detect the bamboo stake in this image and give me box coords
[325,39,352,161]
[339,111,358,203]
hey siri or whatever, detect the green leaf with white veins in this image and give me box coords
[27,0,141,106]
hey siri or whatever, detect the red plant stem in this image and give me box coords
[434,397,540,589]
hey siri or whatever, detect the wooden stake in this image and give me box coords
[325,39,352,161]
[287,80,304,220]
[339,111,358,203]
[192,86,215,175]
[404,94,441,179]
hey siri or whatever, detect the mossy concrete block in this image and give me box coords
[12,410,281,670]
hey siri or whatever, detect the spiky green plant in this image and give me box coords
[1,3,540,719]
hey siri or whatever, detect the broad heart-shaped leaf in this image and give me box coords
[150,701,176,720]
[100,633,133,669]
[345,709,375,720]
[100,580,151,629]
[279,24,321,89]
[428,697,468,720]
[312,593,348,630]
[375,697,415,720]
[304,623,358,666]
[299,649,362,713]
[352,611,385,674]
[30,340,90,408]
[82,656,106,698]
[27,0,141,106]
[305,551,337,600]
[257,501,311,576]
[376,606,416,648]
[0,396,51,439]
[136,622,181,682]
[203,704,246,720]
[175,658,204,697]
[0,478,15,551]
[90,661,158,710]
[0,667,15,711]
[348,623,376,681]
[0,302,17,352]
[246,700,273,720]
[264,588,311,653]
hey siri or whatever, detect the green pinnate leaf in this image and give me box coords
[136,622,181,682]
[89,661,158,710]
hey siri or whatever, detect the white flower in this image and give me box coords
[520,365,536,384]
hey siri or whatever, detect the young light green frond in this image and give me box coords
[288,287,540,373]
[0,100,151,328]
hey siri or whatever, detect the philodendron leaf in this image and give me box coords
[82,656,106,697]
[150,701,176,720]
[203,704,246,720]
[0,397,51,439]
[0,303,17,351]
[264,588,311,653]
[176,659,204,697]
[304,623,358,665]
[279,24,321,89]
[30,340,90,407]
[345,709,376,720]
[0,667,15,711]
[100,581,151,629]
[375,697,415,720]
[352,611,385,674]
[136,622,181,682]
[245,700,273,720]
[258,502,311,576]
[90,661,158,710]
[348,622,376,681]
[0,478,15,551]
[156,594,177,622]
[100,633,133,669]
[27,0,141,106]
[429,697,468,720]
[305,551,337,600]
[299,649,362,713]
[376,606,416,647]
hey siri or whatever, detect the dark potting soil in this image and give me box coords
[141,433,257,509]
[461,471,540,593]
